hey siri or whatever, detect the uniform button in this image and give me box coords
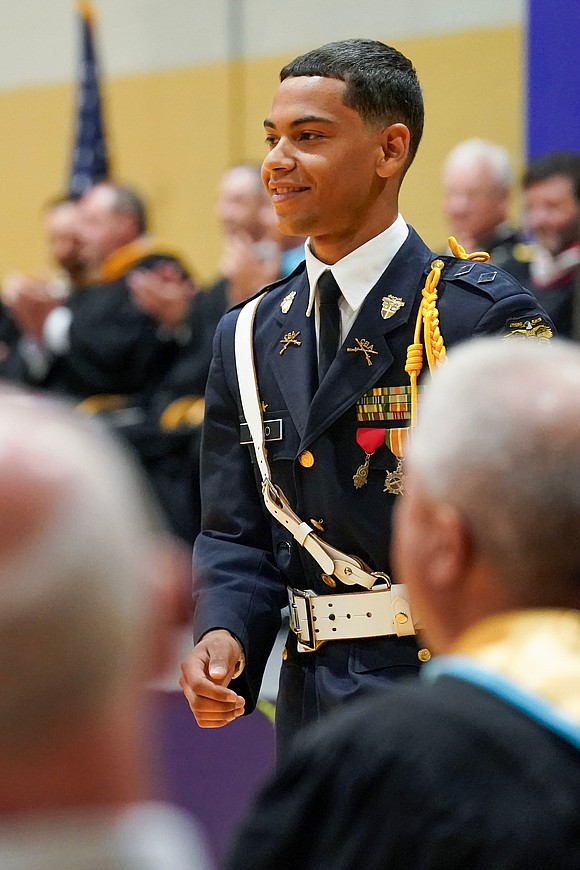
[282,647,288,661]
[418,648,431,662]
[298,450,315,467]
[310,518,325,531]
[321,573,337,588]
[431,258,445,270]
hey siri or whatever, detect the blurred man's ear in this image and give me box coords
[110,210,140,247]
[393,477,473,652]
[426,502,472,592]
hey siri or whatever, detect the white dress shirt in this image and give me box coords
[304,214,409,350]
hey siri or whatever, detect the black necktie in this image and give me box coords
[317,270,342,383]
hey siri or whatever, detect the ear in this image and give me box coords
[427,502,472,593]
[392,477,471,597]
[117,211,140,244]
[376,123,411,179]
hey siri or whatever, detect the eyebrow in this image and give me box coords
[263,114,334,129]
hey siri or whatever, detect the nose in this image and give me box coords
[262,138,296,175]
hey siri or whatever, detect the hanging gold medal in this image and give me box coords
[383,428,409,495]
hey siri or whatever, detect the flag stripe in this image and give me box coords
[69,1,109,195]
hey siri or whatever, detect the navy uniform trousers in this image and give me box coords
[192,227,554,754]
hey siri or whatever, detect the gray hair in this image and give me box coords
[444,138,514,190]
[0,389,162,746]
[407,337,580,605]
[89,181,148,234]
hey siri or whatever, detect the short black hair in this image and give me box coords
[280,39,424,166]
[523,151,580,202]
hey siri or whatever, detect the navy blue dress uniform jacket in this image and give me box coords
[192,227,553,748]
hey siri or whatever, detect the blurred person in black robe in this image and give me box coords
[2,182,192,400]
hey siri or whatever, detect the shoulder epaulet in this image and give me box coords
[440,258,501,286]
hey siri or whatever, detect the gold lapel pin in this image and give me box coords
[381,295,405,320]
[280,291,296,314]
[279,331,302,355]
[346,338,378,367]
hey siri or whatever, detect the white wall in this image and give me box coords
[0,0,524,90]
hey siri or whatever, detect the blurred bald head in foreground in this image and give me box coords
[0,389,211,869]
[228,337,580,870]
[395,336,580,650]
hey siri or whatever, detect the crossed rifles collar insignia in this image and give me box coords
[347,338,379,367]
[345,296,405,365]
[279,331,302,355]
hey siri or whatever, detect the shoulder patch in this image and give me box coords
[504,315,553,341]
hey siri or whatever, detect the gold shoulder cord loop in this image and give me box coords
[404,236,490,428]
[447,235,490,264]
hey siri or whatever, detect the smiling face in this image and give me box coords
[261,76,406,264]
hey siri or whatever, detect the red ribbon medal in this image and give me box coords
[353,427,386,489]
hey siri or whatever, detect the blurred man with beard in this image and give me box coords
[503,151,580,337]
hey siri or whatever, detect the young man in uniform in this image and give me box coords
[180,39,553,755]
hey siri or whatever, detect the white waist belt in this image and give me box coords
[287,584,416,652]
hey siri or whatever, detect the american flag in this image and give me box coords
[69,1,109,196]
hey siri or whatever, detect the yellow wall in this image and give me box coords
[398,26,524,249]
[0,83,74,275]
[0,24,522,284]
